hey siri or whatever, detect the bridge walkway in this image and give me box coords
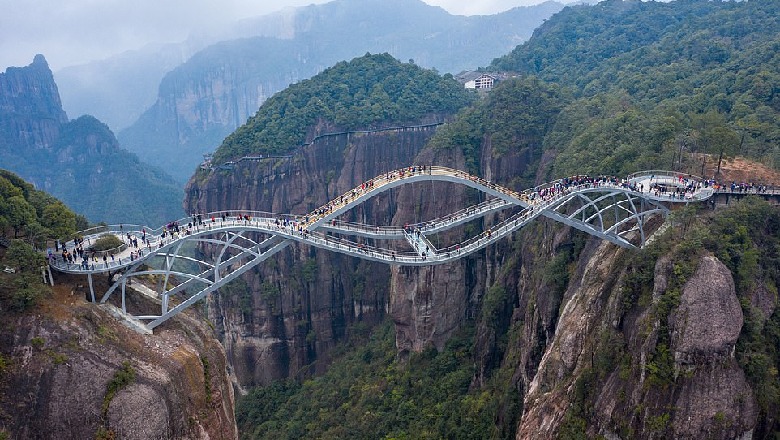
[48,165,723,332]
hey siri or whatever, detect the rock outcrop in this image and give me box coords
[517,244,760,439]
[0,55,67,151]
[0,278,237,440]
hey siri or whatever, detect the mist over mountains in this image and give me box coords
[0,56,184,226]
[57,0,562,133]
[55,0,563,183]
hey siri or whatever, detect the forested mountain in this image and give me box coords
[0,56,184,226]
[212,53,474,164]
[116,0,563,183]
[490,0,780,176]
[196,1,780,438]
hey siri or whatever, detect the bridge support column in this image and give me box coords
[87,273,95,303]
[47,265,54,286]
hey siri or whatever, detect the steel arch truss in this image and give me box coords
[543,188,669,248]
[65,166,707,333]
[100,228,288,330]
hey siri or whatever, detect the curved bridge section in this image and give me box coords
[50,166,713,332]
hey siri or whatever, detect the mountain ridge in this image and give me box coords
[0,56,184,226]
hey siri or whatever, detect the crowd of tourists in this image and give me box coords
[49,166,779,271]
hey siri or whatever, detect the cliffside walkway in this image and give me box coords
[49,166,714,332]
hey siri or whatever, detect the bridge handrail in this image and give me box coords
[324,197,512,235]
[626,170,706,182]
[76,225,110,237]
[55,165,726,276]
[714,186,780,194]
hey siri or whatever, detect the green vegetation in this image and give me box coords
[91,234,124,252]
[0,240,50,311]
[0,353,8,376]
[0,172,87,312]
[53,116,185,226]
[213,53,474,163]
[708,199,780,435]
[102,361,136,417]
[237,321,521,439]
[201,356,213,404]
[571,198,780,436]
[0,170,85,245]
[47,351,68,366]
[488,0,780,174]
[429,76,566,180]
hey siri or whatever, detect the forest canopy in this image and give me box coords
[212,53,475,163]
[485,0,780,176]
[0,169,86,246]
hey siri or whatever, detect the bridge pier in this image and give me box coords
[87,273,95,303]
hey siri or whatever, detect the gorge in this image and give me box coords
[1,0,780,438]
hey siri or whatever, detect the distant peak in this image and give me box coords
[32,54,49,67]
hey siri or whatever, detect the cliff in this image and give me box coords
[185,106,561,383]
[188,123,778,437]
[0,55,67,151]
[117,0,564,183]
[0,274,237,439]
[0,56,184,226]
[516,242,760,438]
[186,124,444,390]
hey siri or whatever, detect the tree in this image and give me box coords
[4,196,36,238]
[42,202,77,240]
[3,240,45,273]
[693,111,739,179]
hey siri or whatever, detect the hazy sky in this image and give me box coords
[0,0,555,71]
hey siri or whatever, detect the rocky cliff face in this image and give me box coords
[515,243,761,439]
[0,56,183,226]
[184,119,553,394]
[0,55,67,151]
[186,124,448,390]
[0,277,237,439]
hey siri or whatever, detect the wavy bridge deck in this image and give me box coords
[49,166,714,332]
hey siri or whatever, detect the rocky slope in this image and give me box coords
[0,273,237,439]
[515,243,760,438]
